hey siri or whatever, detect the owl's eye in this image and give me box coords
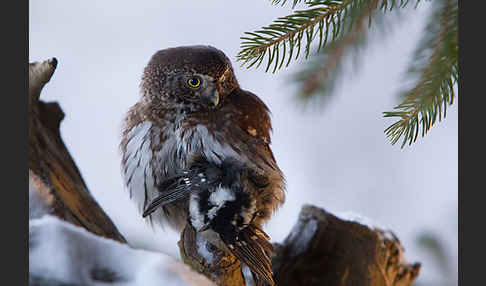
[187,77,201,88]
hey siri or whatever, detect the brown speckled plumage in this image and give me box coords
[120,45,284,285]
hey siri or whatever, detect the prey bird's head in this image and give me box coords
[140,45,239,112]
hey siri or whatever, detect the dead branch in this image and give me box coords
[28,58,126,243]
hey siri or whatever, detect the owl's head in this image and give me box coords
[140,45,239,112]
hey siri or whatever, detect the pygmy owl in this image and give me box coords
[120,45,285,285]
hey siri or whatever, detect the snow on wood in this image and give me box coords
[271,205,421,286]
[29,215,214,286]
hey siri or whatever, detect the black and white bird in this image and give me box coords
[143,156,274,285]
[120,45,285,285]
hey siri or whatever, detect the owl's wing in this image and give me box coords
[217,89,280,177]
[227,89,272,145]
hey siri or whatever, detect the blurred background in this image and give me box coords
[29,1,457,285]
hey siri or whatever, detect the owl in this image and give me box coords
[120,45,285,285]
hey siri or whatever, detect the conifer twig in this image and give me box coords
[383,0,458,147]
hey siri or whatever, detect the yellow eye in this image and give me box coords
[187,77,201,88]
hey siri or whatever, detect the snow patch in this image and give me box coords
[286,219,318,257]
[29,215,213,286]
[334,211,384,230]
[335,211,397,245]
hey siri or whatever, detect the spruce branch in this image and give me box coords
[237,0,417,73]
[237,0,356,73]
[383,0,458,148]
[240,0,456,148]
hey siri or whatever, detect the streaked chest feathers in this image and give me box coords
[122,119,253,225]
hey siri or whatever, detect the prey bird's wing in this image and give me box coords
[143,159,221,217]
[143,184,191,217]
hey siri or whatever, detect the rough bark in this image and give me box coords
[271,205,421,286]
[28,58,126,243]
[28,58,421,286]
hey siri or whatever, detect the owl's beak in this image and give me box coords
[202,89,220,107]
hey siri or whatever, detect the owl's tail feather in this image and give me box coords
[245,225,273,255]
[251,272,271,286]
[228,225,274,286]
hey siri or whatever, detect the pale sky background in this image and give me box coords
[30,1,457,285]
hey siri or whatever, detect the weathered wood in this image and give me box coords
[272,205,421,286]
[28,58,126,243]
